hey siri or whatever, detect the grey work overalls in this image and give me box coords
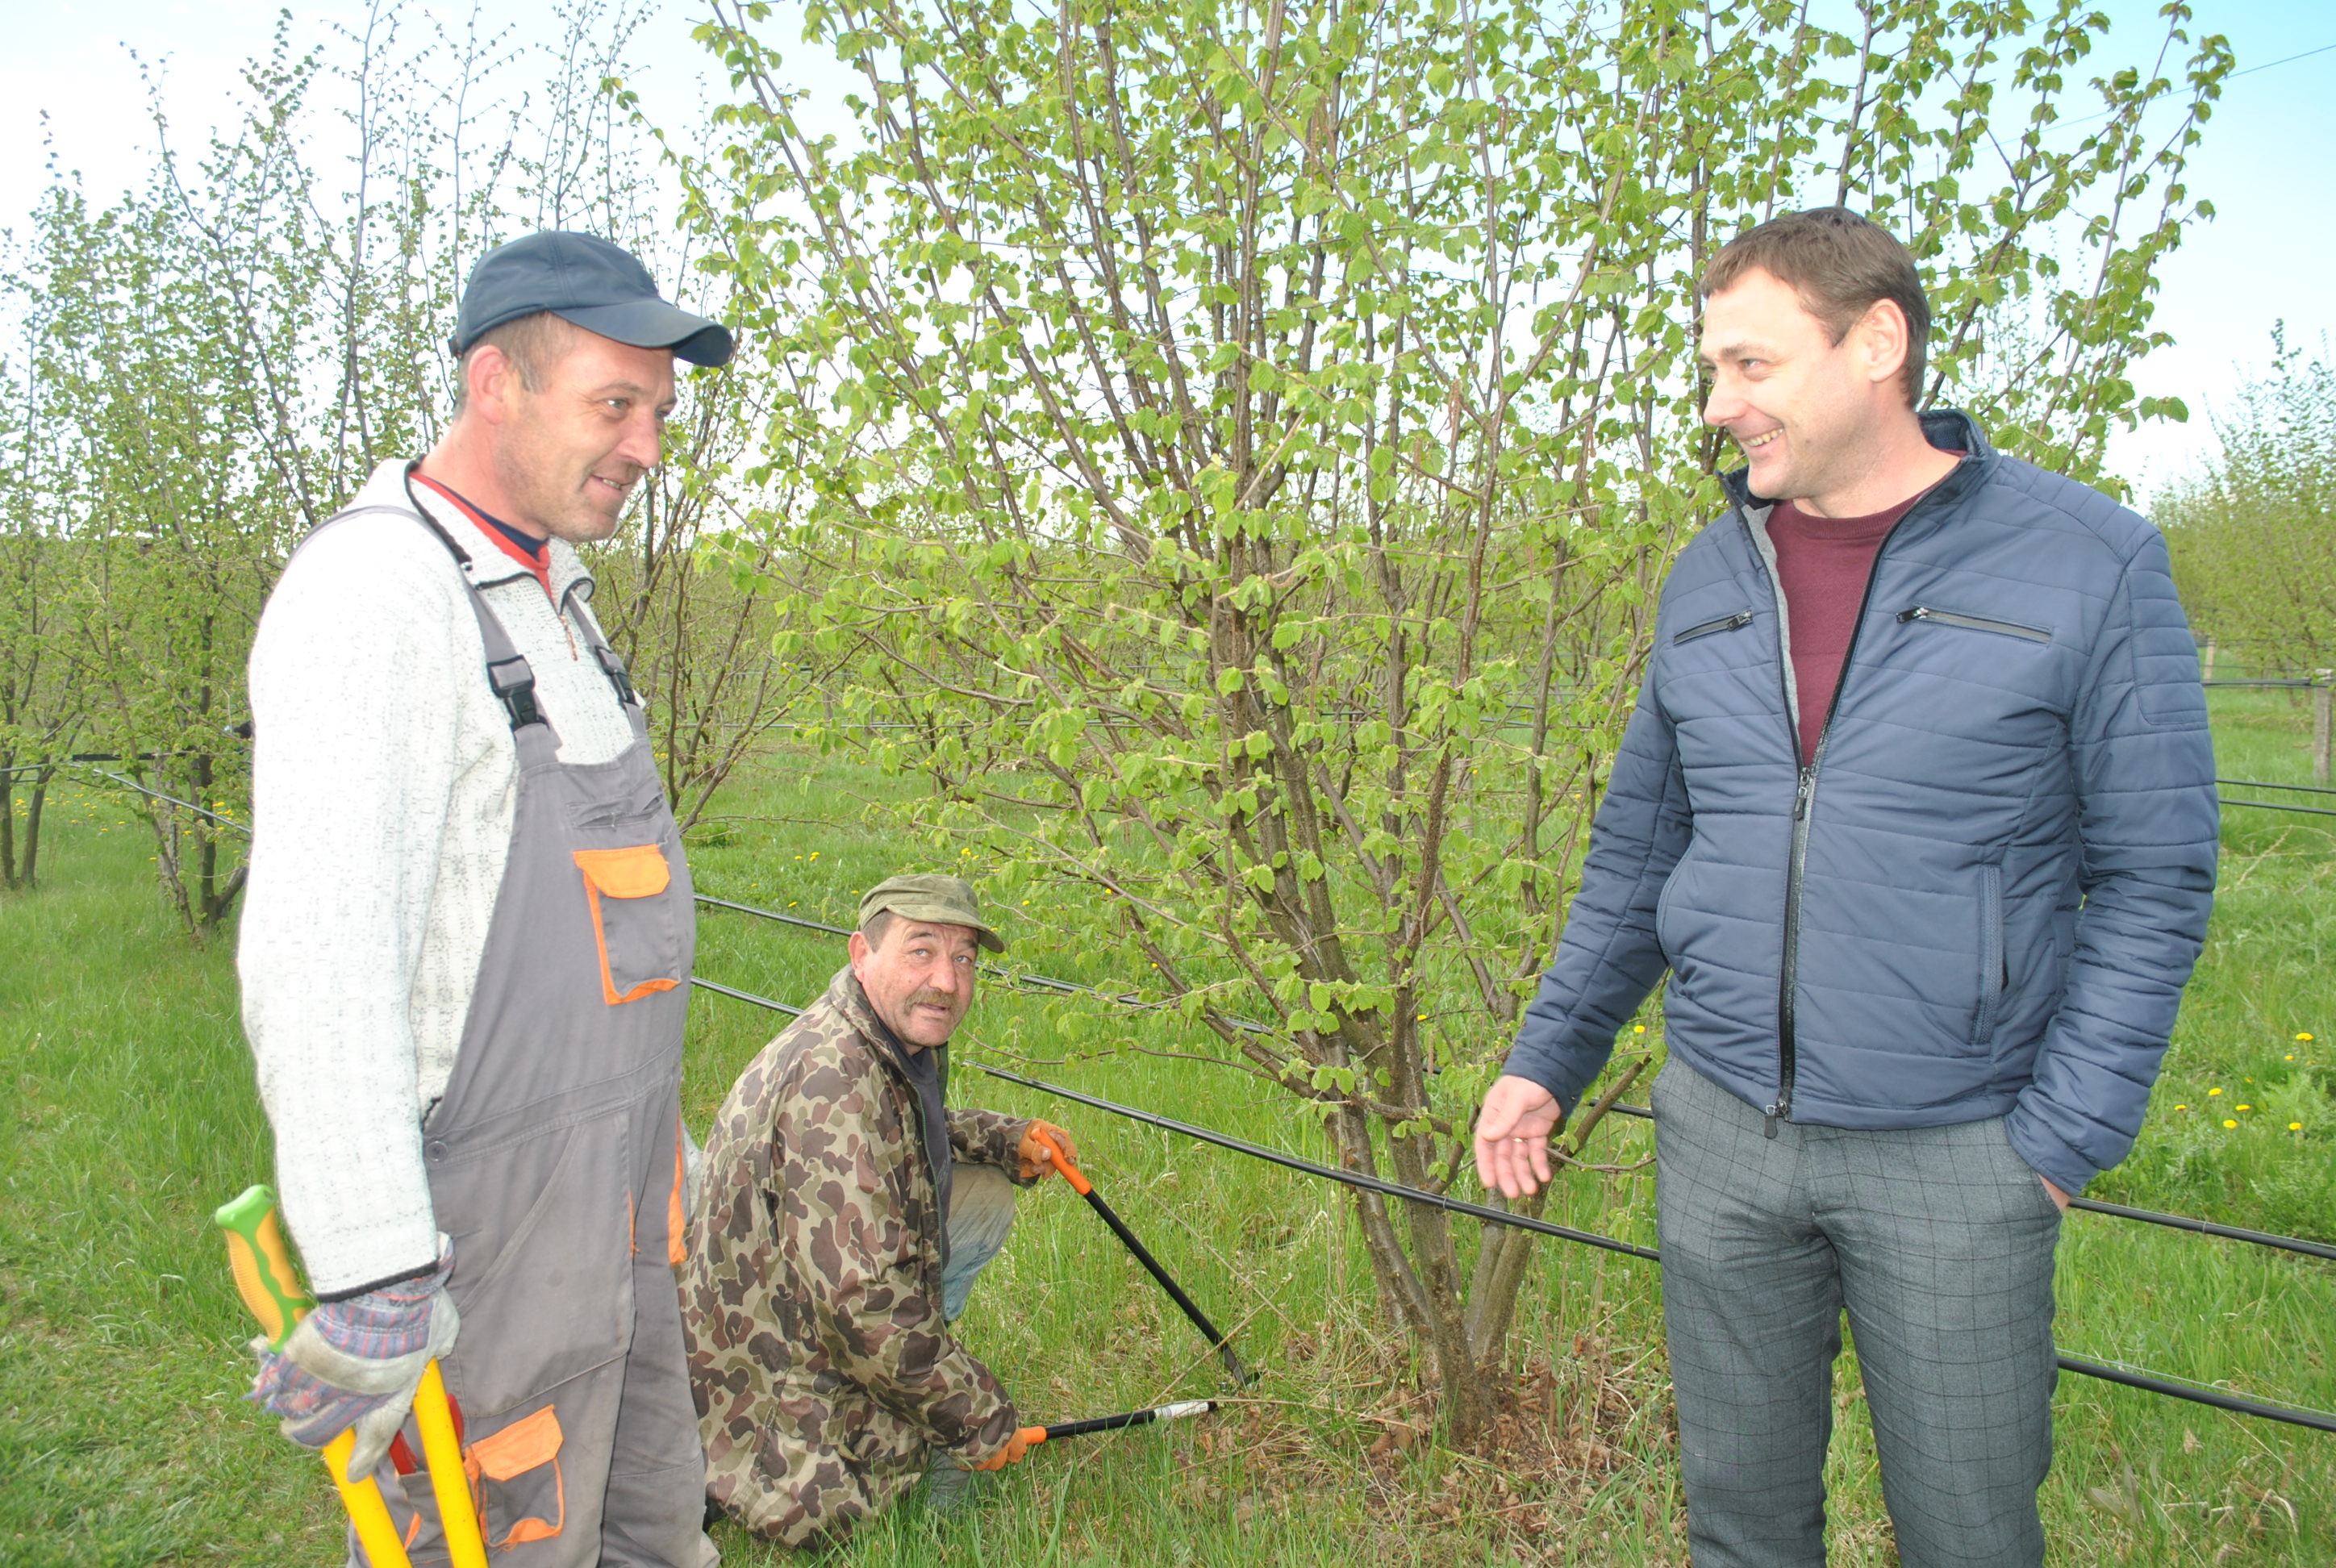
[332,479,709,1566]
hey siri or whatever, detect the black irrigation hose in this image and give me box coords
[2052,1356,2336,1432]
[685,970,1658,1260]
[973,1064,2336,1437]
[6,759,255,833]
[690,976,2336,1434]
[1596,1103,2336,1262]
[970,1061,1662,1262]
[76,766,252,834]
[695,893,849,937]
[699,890,2336,1265]
[690,976,803,1016]
[2219,778,2336,797]
[2222,798,2336,818]
[2065,1196,2336,1263]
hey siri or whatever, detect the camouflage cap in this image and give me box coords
[857,873,1006,953]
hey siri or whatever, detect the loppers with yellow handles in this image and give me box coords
[215,1184,488,1568]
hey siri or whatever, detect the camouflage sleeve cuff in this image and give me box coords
[945,1107,1032,1177]
[949,1395,1024,1464]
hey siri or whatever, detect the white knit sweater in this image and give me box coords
[238,459,640,1295]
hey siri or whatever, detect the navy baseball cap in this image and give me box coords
[451,231,734,366]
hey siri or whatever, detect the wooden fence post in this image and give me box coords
[2202,636,2217,682]
[2317,672,2333,786]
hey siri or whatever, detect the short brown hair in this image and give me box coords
[1701,208,1930,406]
[452,311,580,415]
[860,908,899,950]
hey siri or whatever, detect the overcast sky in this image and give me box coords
[5,2,2328,502]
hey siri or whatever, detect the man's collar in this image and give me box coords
[362,457,597,607]
[1719,407,1993,513]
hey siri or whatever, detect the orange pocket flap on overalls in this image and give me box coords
[573,845,681,1005]
[572,844,672,899]
[465,1405,566,1547]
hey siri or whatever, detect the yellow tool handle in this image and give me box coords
[415,1362,489,1568]
[216,1185,415,1568]
[322,1429,420,1568]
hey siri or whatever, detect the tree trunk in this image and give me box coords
[1329,1099,1504,1447]
[1463,1183,1553,1369]
[1,755,15,888]
[19,771,49,888]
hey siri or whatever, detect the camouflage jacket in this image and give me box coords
[680,966,1034,1546]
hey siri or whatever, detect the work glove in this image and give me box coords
[970,1428,1034,1471]
[248,1239,459,1483]
[1016,1120,1078,1182]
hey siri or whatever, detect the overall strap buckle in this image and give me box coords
[592,643,639,708]
[486,653,545,730]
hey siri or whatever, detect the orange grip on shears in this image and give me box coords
[1031,1128,1091,1195]
[1017,1424,1048,1446]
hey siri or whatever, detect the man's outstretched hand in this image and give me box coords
[1016,1120,1078,1182]
[1474,1076,1566,1199]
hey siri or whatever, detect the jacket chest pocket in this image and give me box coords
[1658,608,1760,732]
[1672,610,1754,645]
[573,842,685,1004]
[1896,605,2050,644]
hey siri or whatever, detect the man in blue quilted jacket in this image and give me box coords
[1475,208,2217,1566]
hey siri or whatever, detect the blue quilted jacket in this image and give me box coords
[1504,411,2217,1194]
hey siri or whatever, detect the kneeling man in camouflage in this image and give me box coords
[678,874,1077,1545]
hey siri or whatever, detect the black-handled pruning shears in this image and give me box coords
[1030,1128,1255,1386]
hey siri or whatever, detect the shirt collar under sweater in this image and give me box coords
[347,457,599,612]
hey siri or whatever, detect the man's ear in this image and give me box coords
[846,929,871,978]
[1854,298,1911,389]
[464,344,520,424]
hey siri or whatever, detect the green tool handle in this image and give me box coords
[215,1183,315,1350]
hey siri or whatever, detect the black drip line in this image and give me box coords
[2214,778,2336,818]
[687,972,2336,1437]
[694,892,2336,1263]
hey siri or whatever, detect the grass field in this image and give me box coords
[4,686,2332,1566]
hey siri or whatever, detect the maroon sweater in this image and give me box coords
[1766,495,1922,764]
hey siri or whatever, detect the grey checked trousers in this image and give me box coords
[1651,1060,2063,1567]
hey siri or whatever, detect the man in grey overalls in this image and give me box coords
[238,233,732,1565]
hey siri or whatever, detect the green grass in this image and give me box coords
[5,696,2333,1565]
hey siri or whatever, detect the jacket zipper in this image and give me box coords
[1675,610,1754,644]
[1751,502,1936,1140]
[1896,606,2050,643]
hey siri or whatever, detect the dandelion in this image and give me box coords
[2287,1054,2296,1061]
[1634,1024,1646,1034]
[2300,1032,2316,1042]
[2237,1103,2251,1111]
[2223,1120,2238,1129]
[2174,1103,2188,1111]
[2208,1087,2223,1097]
[2291,1123,2305,1132]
